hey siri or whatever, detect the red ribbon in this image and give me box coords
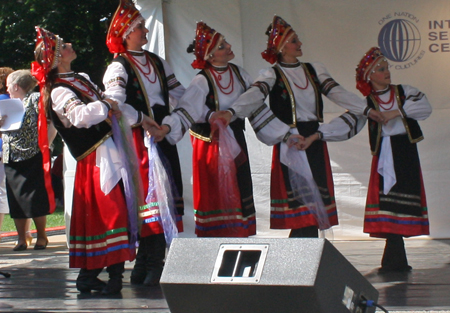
[30,61,56,213]
[106,36,127,54]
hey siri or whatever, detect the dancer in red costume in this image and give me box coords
[155,22,258,237]
[32,27,153,294]
[104,0,185,286]
[355,47,431,272]
[219,16,375,238]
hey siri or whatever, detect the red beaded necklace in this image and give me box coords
[293,77,309,90]
[127,52,157,84]
[56,76,96,98]
[210,66,234,95]
[373,85,395,110]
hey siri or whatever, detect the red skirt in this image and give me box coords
[270,142,338,230]
[69,150,133,269]
[364,136,429,237]
[191,136,256,237]
[132,128,183,237]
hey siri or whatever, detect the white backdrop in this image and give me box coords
[63,1,450,241]
[138,0,450,240]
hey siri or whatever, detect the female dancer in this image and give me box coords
[355,47,431,272]
[156,21,259,237]
[103,0,185,286]
[223,16,377,237]
[33,27,142,294]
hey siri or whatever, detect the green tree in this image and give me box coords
[0,0,119,85]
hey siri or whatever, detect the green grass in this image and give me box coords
[0,206,65,233]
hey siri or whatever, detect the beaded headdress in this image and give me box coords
[355,47,387,96]
[261,15,295,64]
[33,27,63,75]
[106,0,145,54]
[190,21,224,69]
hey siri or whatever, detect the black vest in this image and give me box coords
[367,84,424,155]
[51,77,112,161]
[113,51,170,125]
[189,63,246,141]
[269,63,323,126]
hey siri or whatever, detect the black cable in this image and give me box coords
[374,303,389,313]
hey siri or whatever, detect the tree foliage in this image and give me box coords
[0,0,119,85]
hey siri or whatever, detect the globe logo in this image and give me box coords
[378,19,421,62]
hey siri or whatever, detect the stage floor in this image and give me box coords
[1,235,449,312]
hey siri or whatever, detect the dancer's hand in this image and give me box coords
[299,133,320,150]
[381,110,401,124]
[148,125,170,142]
[369,109,384,124]
[141,115,161,132]
[286,134,305,149]
[210,110,233,127]
[0,115,8,127]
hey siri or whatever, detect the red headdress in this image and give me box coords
[106,0,144,54]
[32,27,63,82]
[261,15,295,64]
[190,22,224,69]
[355,47,386,96]
[29,26,57,214]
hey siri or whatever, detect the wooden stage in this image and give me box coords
[1,235,449,312]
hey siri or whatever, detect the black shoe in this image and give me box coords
[143,267,163,286]
[130,270,146,285]
[101,279,122,295]
[76,278,106,293]
[13,243,27,251]
[34,239,49,250]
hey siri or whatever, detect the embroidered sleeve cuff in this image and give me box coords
[163,124,172,134]
[206,110,214,123]
[282,132,291,143]
[101,100,111,111]
[364,107,372,116]
[316,131,323,140]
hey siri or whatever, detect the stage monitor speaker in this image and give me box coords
[160,238,378,313]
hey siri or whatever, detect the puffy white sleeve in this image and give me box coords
[51,86,109,128]
[163,75,210,144]
[319,112,367,141]
[103,61,140,126]
[312,62,368,116]
[233,67,291,145]
[232,67,275,119]
[400,84,432,121]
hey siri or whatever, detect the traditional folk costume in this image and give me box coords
[356,47,431,271]
[103,0,185,286]
[231,16,367,237]
[33,27,133,294]
[162,22,256,237]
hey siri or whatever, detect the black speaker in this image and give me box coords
[160,238,378,313]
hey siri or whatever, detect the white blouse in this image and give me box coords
[163,64,253,144]
[231,62,368,145]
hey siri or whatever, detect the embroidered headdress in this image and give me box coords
[106,0,145,54]
[190,21,224,69]
[33,27,63,77]
[261,15,295,64]
[355,47,387,96]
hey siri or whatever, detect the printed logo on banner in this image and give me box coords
[377,12,425,70]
